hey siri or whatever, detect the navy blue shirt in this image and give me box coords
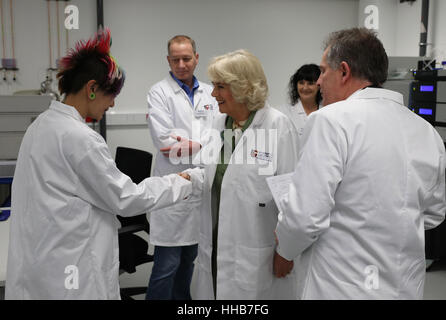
[170,71,199,105]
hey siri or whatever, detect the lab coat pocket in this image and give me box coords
[107,260,120,300]
[90,251,120,300]
[235,244,274,292]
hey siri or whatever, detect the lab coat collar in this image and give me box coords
[212,103,270,136]
[347,87,404,106]
[166,73,204,94]
[293,100,307,115]
[206,105,269,187]
[249,103,270,128]
[49,100,84,122]
[169,71,199,92]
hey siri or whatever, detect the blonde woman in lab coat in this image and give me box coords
[186,50,300,299]
[6,29,192,300]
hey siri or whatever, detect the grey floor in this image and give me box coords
[124,256,446,300]
[1,259,445,300]
[423,259,446,299]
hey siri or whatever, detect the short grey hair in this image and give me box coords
[207,49,268,111]
[167,35,196,55]
[324,28,388,86]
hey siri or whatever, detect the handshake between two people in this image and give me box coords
[161,135,201,182]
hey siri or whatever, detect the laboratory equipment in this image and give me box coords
[410,69,446,143]
[0,95,52,160]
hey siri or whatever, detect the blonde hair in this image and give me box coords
[207,49,268,111]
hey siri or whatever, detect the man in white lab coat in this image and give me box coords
[146,35,217,300]
[274,28,446,299]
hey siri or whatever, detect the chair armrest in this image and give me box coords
[118,224,146,235]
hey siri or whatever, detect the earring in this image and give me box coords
[89,92,96,100]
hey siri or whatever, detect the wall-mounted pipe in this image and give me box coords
[419,0,429,57]
[97,0,107,141]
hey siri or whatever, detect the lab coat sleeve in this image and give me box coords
[147,88,178,149]
[182,167,205,200]
[73,136,192,217]
[183,167,205,191]
[423,152,446,230]
[275,112,346,261]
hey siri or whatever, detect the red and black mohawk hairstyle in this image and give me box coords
[57,28,125,97]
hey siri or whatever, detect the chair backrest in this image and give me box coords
[115,146,153,184]
[115,146,153,228]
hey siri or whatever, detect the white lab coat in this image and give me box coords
[147,75,218,246]
[276,100,319,140]
[276,88,446,299]
[6,101,192,300]
[190,105,300,299]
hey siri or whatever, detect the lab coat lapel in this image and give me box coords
[166,74,182,94]
[194,85,203,109]
[231,106,268,157]
[166,74,194,109]
[207,113,226,187]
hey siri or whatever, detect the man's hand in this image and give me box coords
[273,251,294,278]
[160,136,202,158]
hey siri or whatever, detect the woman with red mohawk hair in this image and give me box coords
[6,28,193,300]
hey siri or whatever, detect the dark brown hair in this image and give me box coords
[324,28,388,87]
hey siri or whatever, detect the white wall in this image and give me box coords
[106,0,446,158]
[3,0,445,159]
[104,0,359,157]
[106,0,359,112]
[358,0,397,55]
[394,0,421,56]
[358,0,446,62]
[429,0,446,64]
[1,0,361,159]
[393,0,446,64]
[0,0,95,96]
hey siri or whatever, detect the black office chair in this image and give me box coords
[425,220,446,269]
[425,164,446,270]
[115,146,154,300]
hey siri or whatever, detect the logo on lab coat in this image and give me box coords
[250,149,272,162]
[167,124,277,175]
[194,104,213,117]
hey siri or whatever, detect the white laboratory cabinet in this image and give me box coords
[0,95,52,160]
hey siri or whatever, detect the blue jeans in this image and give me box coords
[145,244,198,300]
